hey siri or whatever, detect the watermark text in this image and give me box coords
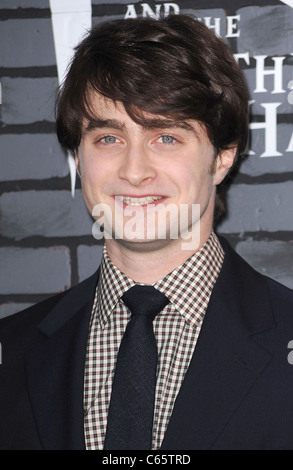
[92,199,201,251]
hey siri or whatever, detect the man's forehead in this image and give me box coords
[83,91,201,135]
[83,116,199,134]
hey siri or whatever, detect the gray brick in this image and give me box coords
[240,123,293,174]
[0,303,34,319]
[0,190,93,240]
[0,134,68,181]
[0,77,58,125]
[217,182,293,234]
[236,239,293,290]
[0,1,49,8]
[0,247,71,294]
[0,19,55,68]
[237,6,293,55]
[242,65,293,115]
[77,243,104,282]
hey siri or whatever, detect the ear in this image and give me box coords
[212,146,237,186]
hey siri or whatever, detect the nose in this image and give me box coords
[118,142,157,186]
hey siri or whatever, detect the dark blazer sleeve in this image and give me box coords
[0,270,98,450]
[0,294,66,449]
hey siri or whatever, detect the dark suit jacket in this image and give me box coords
[1,237,293,450]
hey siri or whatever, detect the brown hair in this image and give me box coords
[55,14,249,219]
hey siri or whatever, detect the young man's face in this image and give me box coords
[77,93,235,252]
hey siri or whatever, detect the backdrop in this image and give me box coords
[0,0,293,318]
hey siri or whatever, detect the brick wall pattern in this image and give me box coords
[0,0,292,318]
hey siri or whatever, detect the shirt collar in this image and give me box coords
[96,231,224,329]
[153,231,224,328]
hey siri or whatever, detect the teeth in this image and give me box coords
[117,196,162,205]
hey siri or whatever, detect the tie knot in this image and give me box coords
[122,285,169,321]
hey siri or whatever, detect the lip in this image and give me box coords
[113,195,168,208]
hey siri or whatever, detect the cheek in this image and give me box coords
[79,160,103,208]
[80,152,109,186]
[170,161,201,187]
[80,158,121,213]
[175,160,215,203]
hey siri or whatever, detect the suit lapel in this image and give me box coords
[161,239,276,450]
[25,270,99,450]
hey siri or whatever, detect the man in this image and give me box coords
[1,14,293,451]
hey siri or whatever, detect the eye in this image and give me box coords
[100,135,119,144]
[158,135,176,144]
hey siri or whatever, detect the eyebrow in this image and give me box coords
[84,118,125,134]
[83,117,197,135]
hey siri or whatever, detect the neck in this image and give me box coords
[105,228,212,284]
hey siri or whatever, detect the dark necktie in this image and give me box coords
[103,285,169,450]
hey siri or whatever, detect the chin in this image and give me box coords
[113,237,174,253]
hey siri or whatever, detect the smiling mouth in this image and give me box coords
[116,195,163,206]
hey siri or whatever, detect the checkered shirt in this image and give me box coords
[84,231,224,450]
